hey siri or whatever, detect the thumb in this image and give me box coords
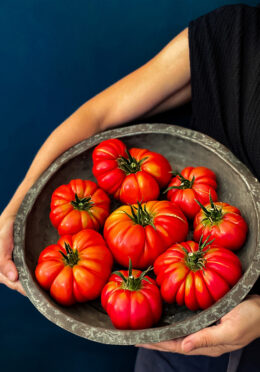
[2,259,18,282]
[0,216,18,282]
[182,324,223,352]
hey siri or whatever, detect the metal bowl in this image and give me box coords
[13,124,260,345]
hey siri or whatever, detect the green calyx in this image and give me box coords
[71,193,94,211]
[195,194,223,225]
[59,242,79,267]
[123,202,155,229]
[164,173,195,193]
[113,259,152,291]
[117,149,148,175]
[182,235,214,272]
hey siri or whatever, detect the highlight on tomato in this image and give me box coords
[193,196,248,251]
[165,166,218,219]
[35,229,113,306]
[92,138,172,204]
[103,200,189,269]
[101,260,162,330]
[49,179,110,235]
[154,237,242,311]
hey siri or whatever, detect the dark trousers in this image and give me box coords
[135,339,260,372]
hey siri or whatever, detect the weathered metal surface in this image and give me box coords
[13,124,260,345]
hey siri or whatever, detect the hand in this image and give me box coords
[137,295,260,357]
[0,215,26,296]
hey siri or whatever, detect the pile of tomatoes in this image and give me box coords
[35,138,248,330]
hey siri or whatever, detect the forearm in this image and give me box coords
[1,28,190,221]
[1,103,103,220]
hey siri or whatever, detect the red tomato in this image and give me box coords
[104,200,188,268]
[101,262,162,329]
[193,198,248,250]
[35,229,113,306]
[166,166,218,219]
[50,179,110,235]
[92,138,172,204]
[154,239,242,311]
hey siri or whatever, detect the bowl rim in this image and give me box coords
[13,123,260,345]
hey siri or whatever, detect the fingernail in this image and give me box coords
[182,341,194,353]
[7,271,16,281]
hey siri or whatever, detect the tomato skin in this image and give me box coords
[193,202,248,251]
[119,171,160,205]
[166,167,218,219]
[49,179,110,235]
[103,200,188,269]
[154,241,242,311]
[92,139,172,203]
[92,138,127,196]
[35,229,113,306]
[101,270,162,330]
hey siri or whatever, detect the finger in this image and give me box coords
[136,338,186,353]
[0,217,20,284]
[1,259,18,282]
[181,324,224,352]
[136,343,169,352]
[0,272,27,296]
[180,344,238,357]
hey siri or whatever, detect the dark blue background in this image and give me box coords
[0,1,258,371]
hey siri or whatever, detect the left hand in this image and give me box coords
[136,295,260,357]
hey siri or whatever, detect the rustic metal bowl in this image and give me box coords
[13,124,260,345]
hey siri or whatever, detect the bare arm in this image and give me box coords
[0,27,190,293]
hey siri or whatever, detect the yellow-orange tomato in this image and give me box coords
[104,200,188,269]
[50,179,110,235]
[154,240,242,311]
[35,229,113,306]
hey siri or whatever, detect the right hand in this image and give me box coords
[0,215,26,296]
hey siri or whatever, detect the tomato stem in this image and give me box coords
[59,242,79,267]
[71,193,95,211]
[123,202,156,229]
[195,194,223,225]
[164,173,195,193]
[183,236,214,272]
[113,259,152,291]
[117,149,148,175]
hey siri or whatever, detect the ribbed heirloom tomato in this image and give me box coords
[101,261,162,329]
[49,179,110,235]
[154,238,242,311]
[92,138,172,204]
[104,200,188,268]
[166,166,218,219]
[193,197,248,250]
[35,229,113,306]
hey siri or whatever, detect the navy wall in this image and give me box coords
[0,1,258,371]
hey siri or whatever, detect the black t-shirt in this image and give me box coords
[138,5,260,370]
[189,4,260,177]
[189,4,260,296]
[188,6,260,370]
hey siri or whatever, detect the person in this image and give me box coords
[0,3,259,372]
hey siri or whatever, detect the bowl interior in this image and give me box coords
[16,125,259,344]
